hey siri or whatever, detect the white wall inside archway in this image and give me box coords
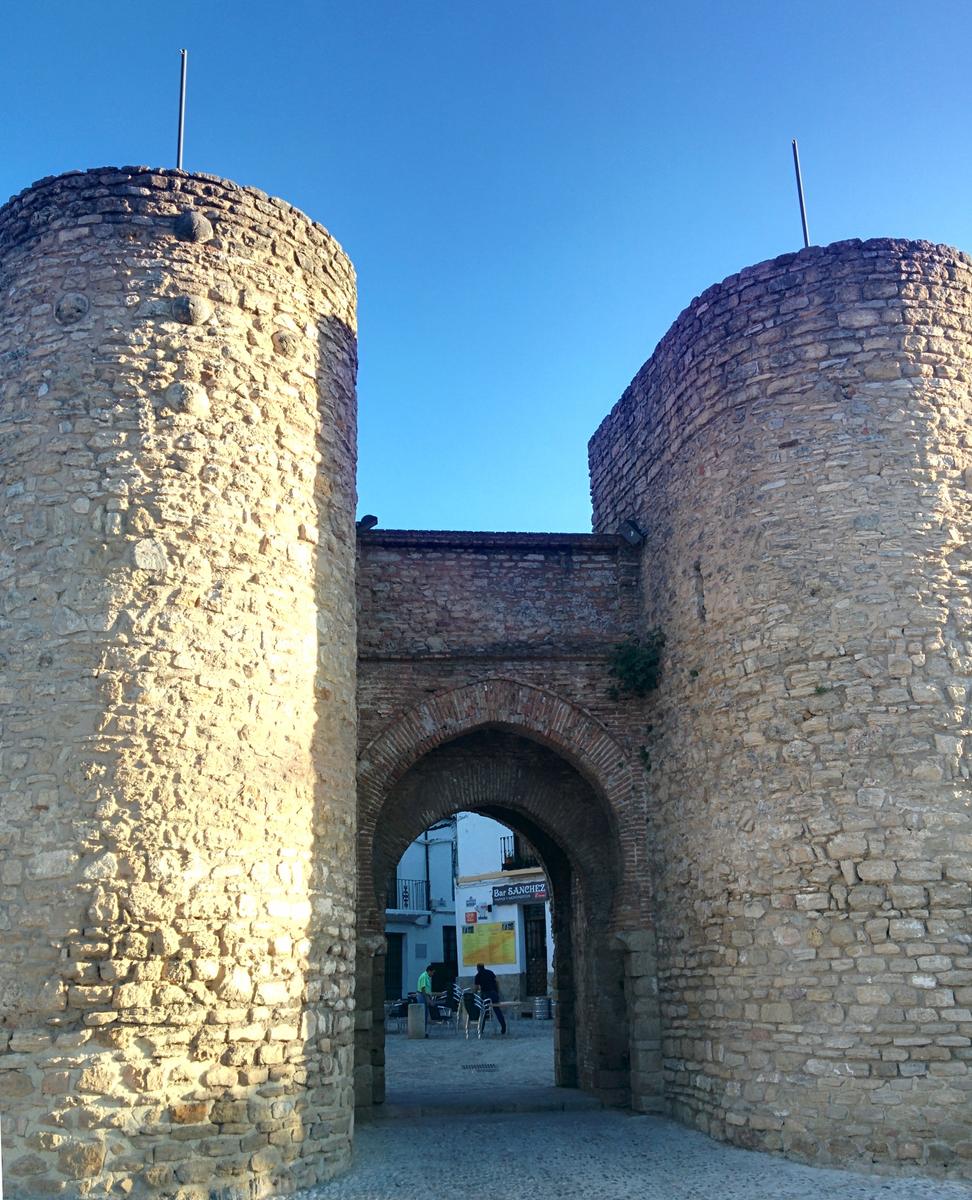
[454,813,553,995]
[383,812,554,1003]
[384,817,457,1001]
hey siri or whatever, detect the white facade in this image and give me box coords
[384,813,554,1001]
[383,819,457,1000]
[453,813,553,998]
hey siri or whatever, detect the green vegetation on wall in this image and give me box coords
[606,629,665,700]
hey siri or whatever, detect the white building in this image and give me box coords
[383,818,457,1001]
[383,812,553,1002]
[453,812,553,1000]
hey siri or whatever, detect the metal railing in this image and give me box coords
[500,834,539,871]
[386,877,430,911]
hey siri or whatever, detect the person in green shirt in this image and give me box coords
[417,964,434,1034]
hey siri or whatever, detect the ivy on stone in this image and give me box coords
[607,629,665,700]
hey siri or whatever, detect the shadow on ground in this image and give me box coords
[370,1014,593,1116]
[320,1019,972,1200]
[311,1108,972,1200]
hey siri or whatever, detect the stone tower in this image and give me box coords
[3,163,971,1195]
[590,238,972,1172]
[0,168,358,1197]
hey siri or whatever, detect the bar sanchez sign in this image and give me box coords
[492,879,549,904]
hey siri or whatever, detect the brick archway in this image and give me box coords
[354,679,660,1114]
[357,677,643,928]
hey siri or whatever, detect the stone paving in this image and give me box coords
[310,1017,972,1199]
[371,1008,596,1115]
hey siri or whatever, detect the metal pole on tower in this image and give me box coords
[791,138,810,249]
[176,49,188,169]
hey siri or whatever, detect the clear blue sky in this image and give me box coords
[4,2,971,531]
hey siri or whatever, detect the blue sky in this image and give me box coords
[4,2,971,531]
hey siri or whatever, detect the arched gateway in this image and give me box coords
[1,165,970,1196]
[353,679,664,1112]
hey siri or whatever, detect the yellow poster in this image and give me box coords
[461,921,516,966]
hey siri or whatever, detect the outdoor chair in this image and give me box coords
[384,999,408,1034]
[429,992,453,1030]
[461,991,495,1039]
[449,982,468,1032]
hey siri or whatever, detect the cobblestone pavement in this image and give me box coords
[312,1110,972,1200]
[309,1019,972,1200]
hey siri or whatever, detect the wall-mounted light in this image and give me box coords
[619,518,645,546]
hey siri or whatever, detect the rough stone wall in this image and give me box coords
[589,238,972,1179]
[0,168,358,1198]
[6,165,965,1194]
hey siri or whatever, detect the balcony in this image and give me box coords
[386,876,430,916]
[500,833,539,872]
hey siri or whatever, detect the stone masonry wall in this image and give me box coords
[0,168,358,1198]
[589,239,972,1179]
[8,168,964,1195]
[357,530,643,758]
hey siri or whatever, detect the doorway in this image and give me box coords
[442,925,457,971]
[384,933,404,1001]
[355,678,664,1122]
[523,903,549,996]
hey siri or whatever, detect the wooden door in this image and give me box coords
[523,903,548,995]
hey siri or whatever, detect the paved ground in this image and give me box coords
[309,1017,972,1200]
[374,1007,597,1115]
[314,1109,972,1200]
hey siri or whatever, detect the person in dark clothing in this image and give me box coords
[474,962,507,1034]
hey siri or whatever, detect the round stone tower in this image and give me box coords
[589,239,972,1178]
[0,168,358,1197]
